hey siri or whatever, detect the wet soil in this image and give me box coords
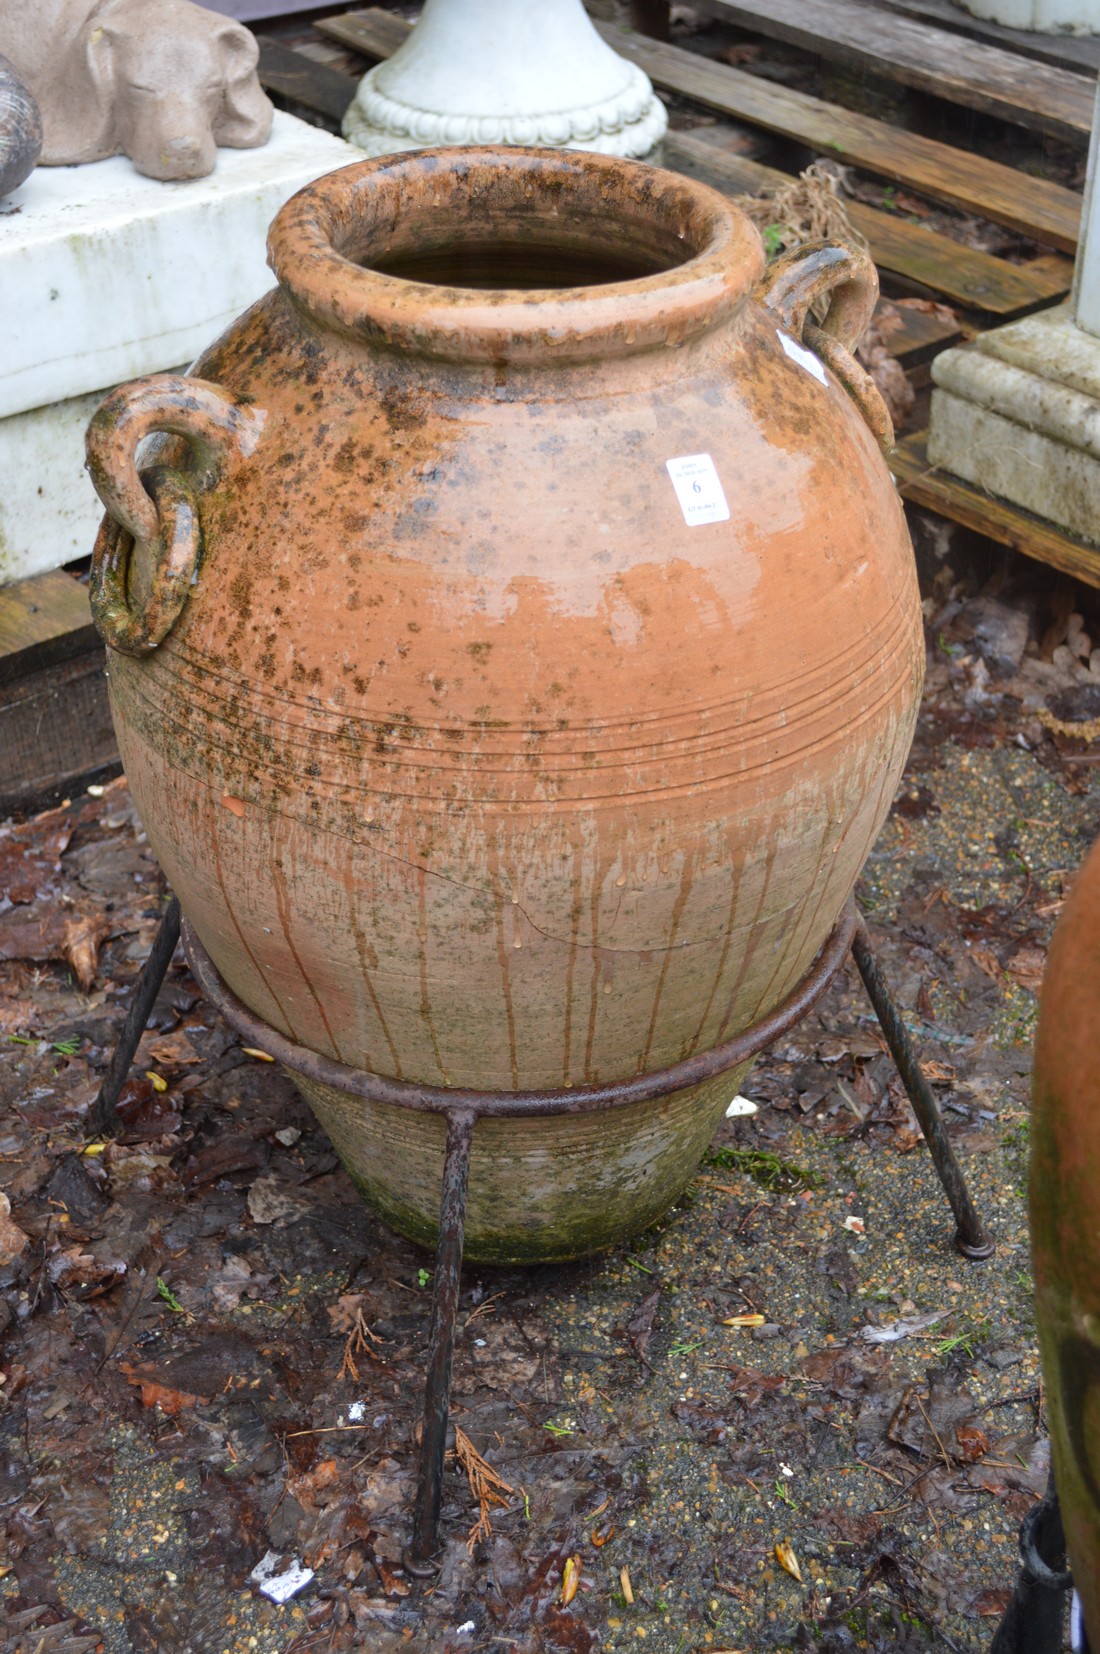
[0,535,1098,1653]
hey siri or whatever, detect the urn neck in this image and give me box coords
[267,147,764,367]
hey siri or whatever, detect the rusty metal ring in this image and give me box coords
[180,899,858,1119]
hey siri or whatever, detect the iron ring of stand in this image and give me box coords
[90,892,993,1570]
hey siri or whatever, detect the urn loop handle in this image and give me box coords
[755,239,894,451]
[87,374,265,655]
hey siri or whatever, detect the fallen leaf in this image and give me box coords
[0,1193,29,1263]
[1006,946,1046,995]
[47,1247,126,1297]
[970,946,1004,984]
[775,1540,802,1582]
[62,914,109,991]
[118,1362,209,1415]
[627,1287,662,1366]
[561,1554,581,1607]
[955,1423,991,1464]
[724,1364,785,1405]
[375,1557,411,1598]
[247,1175,307,1226]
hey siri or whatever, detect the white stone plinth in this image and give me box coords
[954,0,1099,32]
[0,112,362,585]
[343,0,667,159]
[928,304,1100,545]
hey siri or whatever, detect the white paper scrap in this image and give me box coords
[725,1095,759,1117]
[665,453,730,527]
[777,329,828,386]
[250,1551,315,1603]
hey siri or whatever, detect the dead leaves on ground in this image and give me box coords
[454,1426,514,1551]
[118,1361,210,1416]
[328,1294,385,1383]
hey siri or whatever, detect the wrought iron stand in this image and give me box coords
[91,894,992,1567]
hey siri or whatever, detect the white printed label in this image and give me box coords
[665,452,730,526]
[778,328,828,386]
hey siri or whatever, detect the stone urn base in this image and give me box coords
[342,0,667,158]
[953,0,1099,32]
[928,303,1100,546]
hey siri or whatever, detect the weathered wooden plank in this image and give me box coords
[598,25,1082,252]
[0,572,118,814]
[312,11,1078,261]
[685,0,1092,143]
[664,129,1071,315]
[892,430,1100,591]
[0,571,98,687]
[870,0,1100,76]
[256,35,356,125]
[316,7,408,60]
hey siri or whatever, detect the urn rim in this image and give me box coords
[266,144,765,364]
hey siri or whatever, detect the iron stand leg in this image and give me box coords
[851,916,994,1260]
[90,895,181,1137]
[406,1107,476,1573]
[989,1469,1072,1654]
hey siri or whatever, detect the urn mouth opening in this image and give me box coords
[268,146,765,365]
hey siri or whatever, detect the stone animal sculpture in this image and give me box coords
[0,53,42,197]
[0,0,272,181]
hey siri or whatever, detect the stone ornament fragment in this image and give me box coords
[342,0,668,159]
[0,53,42,198]
[0,0,273,181]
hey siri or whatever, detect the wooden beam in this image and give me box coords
[869,0,1100,77]
[892,431,1100,591]
[664,130,1071,316]
[685,0,1092,144]
[0,572,118,815]
[256,35,356,125]
[316,7,408,60]
[320,13,1083,252]
[598,24,1082,252]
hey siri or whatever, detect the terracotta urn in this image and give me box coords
[1031,834,1100,1639]
[87,148,923,1263]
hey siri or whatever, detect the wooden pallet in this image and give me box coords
[870,0,1100,76]
[685,0,1093,143]
[318,10,1081,250]
[663,130,1070,316]
[892,432,1100,590]
[312,8,1075,313]
[0,571,118,815]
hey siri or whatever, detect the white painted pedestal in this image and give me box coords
[0,112,361,585]
[926,80,1100,546]
[342,0,667,159]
